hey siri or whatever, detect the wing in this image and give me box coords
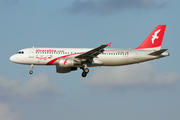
[75,42,111,61]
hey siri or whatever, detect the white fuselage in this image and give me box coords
[10,47,168,67]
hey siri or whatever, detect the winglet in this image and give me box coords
[107,42,112,47]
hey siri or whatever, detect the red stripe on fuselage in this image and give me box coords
[46,54,76,65]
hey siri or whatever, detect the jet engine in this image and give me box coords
[56,65,77,73]
[58,58,81,67]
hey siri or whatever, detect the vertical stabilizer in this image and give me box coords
[136,25,166,50]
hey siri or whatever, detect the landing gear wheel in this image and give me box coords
[82,72,87,77]
[29,70,33,74]
[84,68,89,73]
[80,65,89,77]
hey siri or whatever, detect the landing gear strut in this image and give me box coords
[29,64,33,74]
[81,66,89,78]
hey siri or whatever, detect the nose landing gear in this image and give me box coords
[29,64,33,74]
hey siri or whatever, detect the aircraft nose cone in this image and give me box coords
[10,55,15,62]
[10,55,23,64]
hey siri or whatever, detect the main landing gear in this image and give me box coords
[81,67,89,78]
[29,64,33,74]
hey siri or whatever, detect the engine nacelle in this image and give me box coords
[59,58,80,67]
[56,65,77,73]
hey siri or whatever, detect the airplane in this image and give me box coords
[10,25,169,77]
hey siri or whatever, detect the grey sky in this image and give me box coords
[66,0,168,15]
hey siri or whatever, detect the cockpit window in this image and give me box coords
[16,51,24,54]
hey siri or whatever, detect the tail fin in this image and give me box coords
[136,25,166,50]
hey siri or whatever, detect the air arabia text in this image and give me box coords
[36,49,64,53]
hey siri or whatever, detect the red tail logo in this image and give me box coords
[136,25,166,50]
[152,29,161,44]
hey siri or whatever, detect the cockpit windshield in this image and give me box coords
[16,51,24,54]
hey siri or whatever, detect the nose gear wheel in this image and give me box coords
[29,64,33,74]
[29,70,33,74]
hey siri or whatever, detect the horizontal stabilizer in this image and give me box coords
[149,49,168,55]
